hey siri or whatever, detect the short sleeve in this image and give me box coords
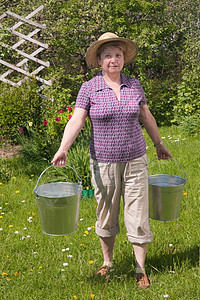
[138,84,147,106]
[75,82,90,111]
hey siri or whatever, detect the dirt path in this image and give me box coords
[0,143,21,159]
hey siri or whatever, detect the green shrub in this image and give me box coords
[141,78,176,126]
[171,69,200,125]
[179,114,200,136]
[16,107,74,174]
[47,106,74,137]
[0,81,42,142]
[17,106,91,175]
[171,34,200,129]
[18,125,60,175]
[42,70,77,115]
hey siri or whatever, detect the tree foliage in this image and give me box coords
[0,0,199,140]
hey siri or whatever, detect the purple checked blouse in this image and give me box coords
[75,72,147,163]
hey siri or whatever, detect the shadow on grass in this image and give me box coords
[114,244,199,276]
[86,244,199,283]
[146,244,199,273]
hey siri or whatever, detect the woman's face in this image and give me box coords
[97,46,124,76]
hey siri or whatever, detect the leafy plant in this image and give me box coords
[43,142,92,189]
[47,106,74,138]
[17,105,91,175]
[0,159,12,182]
[179,114,200,136]
[171,69,200,124]
[0,80,42,142]
[1,0,199,139]
[140,78,176,126]
[17,125,60,175]
[66,143,92,190]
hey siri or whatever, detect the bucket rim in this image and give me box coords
[33,182,82,198]
[148,173,187,187]
[148,173,186,180]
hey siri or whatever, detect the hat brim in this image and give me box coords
[86,37,138,68]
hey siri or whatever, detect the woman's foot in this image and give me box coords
[136,273,150,289]
[96,265,111,276]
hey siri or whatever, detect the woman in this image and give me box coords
[52,32,172,289]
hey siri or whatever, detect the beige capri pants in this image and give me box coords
[90,154,153,244]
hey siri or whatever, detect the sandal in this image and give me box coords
[96,265,111,276]
[136,273,150,289]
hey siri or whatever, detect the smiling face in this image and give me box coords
[97,46,125,76]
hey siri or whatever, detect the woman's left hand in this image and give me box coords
[156,144,173,160]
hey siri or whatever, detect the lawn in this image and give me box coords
[0,126,199,299]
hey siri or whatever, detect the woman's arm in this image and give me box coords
[51,107,88,167]
[139,104,172,159]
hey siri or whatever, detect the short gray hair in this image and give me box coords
[97,41,126,58]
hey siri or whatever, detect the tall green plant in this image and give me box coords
[66,143,92,189]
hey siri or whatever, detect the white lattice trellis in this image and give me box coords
[0,5,52,87]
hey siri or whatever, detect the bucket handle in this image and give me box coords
[34,164,82,191]
[148,158,188,181]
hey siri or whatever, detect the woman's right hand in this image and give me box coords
[51,148,68,167]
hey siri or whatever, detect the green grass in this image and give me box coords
[0,126,199,299]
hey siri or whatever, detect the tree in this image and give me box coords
[0,0,199,130]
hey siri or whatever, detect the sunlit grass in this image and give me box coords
[0,126,199,299]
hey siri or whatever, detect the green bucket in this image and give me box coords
[33,165,82,236]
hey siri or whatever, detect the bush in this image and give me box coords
[142,78,176,126]
[171,68,200,125]
[17,107,74,174]
[18,126,60,175]
[42,70,80,116]
[18,106,91,175]
[0,81,42,142]
[171,34,200,129]
[179,114,200,136]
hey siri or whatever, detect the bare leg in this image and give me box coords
[96,236,116,276]
[99,236,116,262]
[133,243,150,288]
[132,243,147,269]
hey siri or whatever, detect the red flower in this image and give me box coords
[55,117,60,122]
[67,107,72,112]
[43,120,48,125]
[59,110,64,113]
[68,115,72,120]
[19,127,23,132]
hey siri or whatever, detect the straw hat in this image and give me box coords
[86,32,138,68]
